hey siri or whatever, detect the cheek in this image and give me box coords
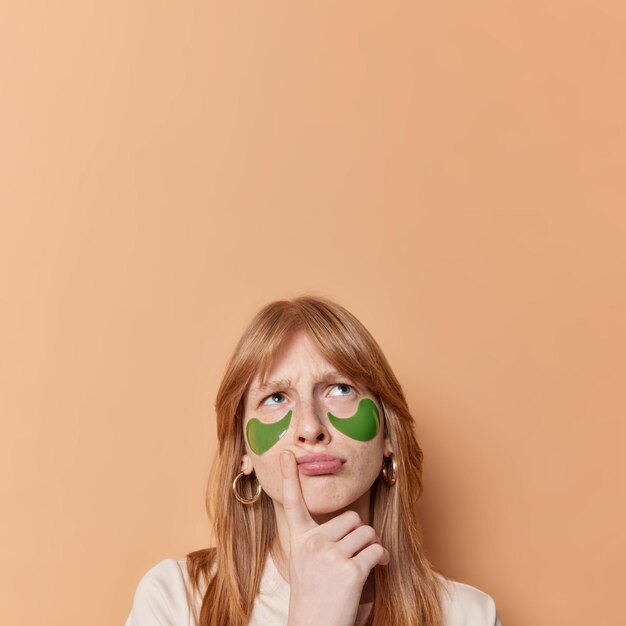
[251,452,285,502]
[327,398,380,441]
[242,419,290,501]
[244,410,292,455]
[358,434,386,470]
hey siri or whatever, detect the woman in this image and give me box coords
[126,296,501,626]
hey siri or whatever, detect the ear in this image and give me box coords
[378,397,391,450]
[240,453,254,475]
[383,436,394,457]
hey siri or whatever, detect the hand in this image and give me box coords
[281,450,389,626]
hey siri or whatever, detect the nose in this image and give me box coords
[294,401,331,445]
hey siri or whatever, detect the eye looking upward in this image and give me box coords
[262,392,287,406]
[328,383,355,397]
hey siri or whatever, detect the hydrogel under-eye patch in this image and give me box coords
[246,410,292,455]
[327,398,380,441]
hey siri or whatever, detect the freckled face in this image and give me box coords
[241,330,391,516]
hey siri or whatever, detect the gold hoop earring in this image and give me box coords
[232,471,262,504]
[381,453,397,486]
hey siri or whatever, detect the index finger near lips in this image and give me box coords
[280,450,316,535]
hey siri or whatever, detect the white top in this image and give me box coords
[125,555,501,626]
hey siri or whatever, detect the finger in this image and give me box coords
[280,450,316,534]
[336,524,380,558]
[316,510,364,543]
[352,543,390,576]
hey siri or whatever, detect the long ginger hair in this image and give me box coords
[187,295,442,625]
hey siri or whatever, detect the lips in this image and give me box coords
[296,453,345,476]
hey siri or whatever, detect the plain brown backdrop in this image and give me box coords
[1,2,625,625]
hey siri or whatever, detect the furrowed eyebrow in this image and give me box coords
[316,370,350,385]
[251,370,349,397]
[252,378,293,395]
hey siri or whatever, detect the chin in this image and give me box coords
[304,501,345,517]
[302,485,369,518]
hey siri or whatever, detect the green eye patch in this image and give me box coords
[246,410,292,455]
[327,398,380,441]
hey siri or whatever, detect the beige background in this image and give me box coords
[1,2,625,625]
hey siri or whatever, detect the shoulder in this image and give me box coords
[436,573,502,626]
[125,558,200,626]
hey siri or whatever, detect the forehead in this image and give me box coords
[253,331,332,381]
[245,331,349,396]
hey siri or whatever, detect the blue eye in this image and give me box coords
[329,384,354,397]
[262,392,286,406]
